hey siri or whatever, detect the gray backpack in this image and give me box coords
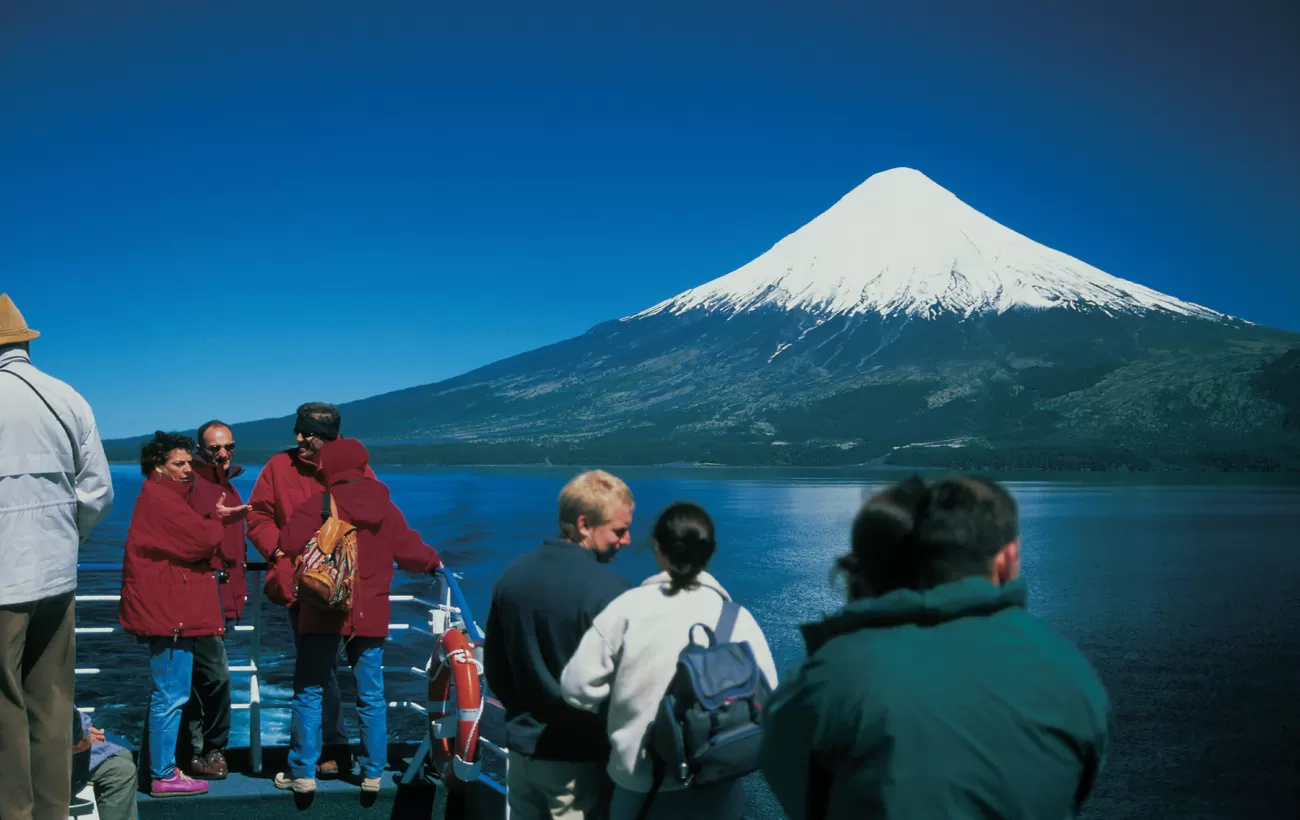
[639,599,771,818]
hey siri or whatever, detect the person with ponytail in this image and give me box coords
[560,502,778,820]
[760,474,1113,820]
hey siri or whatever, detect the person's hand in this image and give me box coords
[89,727,106,744]
[216,493,251,523]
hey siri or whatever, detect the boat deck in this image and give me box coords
[74,563,509,820]
[133,743,504,820]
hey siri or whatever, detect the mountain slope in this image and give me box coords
[105,169,1300,471]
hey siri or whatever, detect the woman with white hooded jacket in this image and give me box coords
[560,501,778,820]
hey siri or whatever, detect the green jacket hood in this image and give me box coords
[801,577,1028,655]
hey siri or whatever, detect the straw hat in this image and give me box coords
[0,293,40,344]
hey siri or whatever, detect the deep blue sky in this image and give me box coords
[3,0,1297,438]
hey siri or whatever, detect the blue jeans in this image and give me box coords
[146,638,194,780]
[289,636,386,779]
[288,607,348,747]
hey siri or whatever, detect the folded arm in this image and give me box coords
[246,469,280,559]
[277,491,325,558]
[759,656,839,820]
[482,598,516,708]
[75,420,113,542]
[153,498,223,563]
[560,621,619,714]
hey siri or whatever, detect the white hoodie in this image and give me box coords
[559,570,778,792]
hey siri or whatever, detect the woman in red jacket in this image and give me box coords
[118,431,236,798]
[272,438,441,795]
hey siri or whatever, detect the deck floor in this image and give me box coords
[133,744,502,820]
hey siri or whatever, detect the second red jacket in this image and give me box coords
[190,459,249,620]
[118,475,226,638]
[247,449,322,561]
[278,438,440,637]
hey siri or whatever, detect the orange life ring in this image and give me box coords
[427,627,483,786]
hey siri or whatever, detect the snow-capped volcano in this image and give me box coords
[110,167,1297,472]
[632,167,1227,323]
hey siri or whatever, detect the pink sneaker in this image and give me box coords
[151,769,210,797]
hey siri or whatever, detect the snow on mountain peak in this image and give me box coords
[630,168,1227,323]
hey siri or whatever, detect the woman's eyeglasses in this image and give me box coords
[204,443,237,454]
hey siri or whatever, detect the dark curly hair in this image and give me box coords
[652,501,717,594]
[139,430,196,477]
[838,474,1019,599]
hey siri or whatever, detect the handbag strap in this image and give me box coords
[0,365,80,469]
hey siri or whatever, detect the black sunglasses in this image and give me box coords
[204,443,236,453]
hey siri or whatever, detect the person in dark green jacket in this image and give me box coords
[760,474,1112,820]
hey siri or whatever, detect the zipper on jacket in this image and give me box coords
[212,570,226,635]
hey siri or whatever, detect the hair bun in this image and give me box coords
[652,501,718,594]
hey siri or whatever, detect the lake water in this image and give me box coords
[77,465,1300,819]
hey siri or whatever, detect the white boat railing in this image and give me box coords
[74,561,507,798]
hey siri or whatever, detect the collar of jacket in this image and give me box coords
[150,471,196,500]
[287,447,323,476]
[192,458,244,484]
[540,537,618,564]
[800,577,1029,655]
[638,570,731,599]
[0,347,31,368]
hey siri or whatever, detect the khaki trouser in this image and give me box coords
[0,591,77,820]
[506,752,611,820]
[90,748,139,820]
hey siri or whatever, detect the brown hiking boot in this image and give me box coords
[316,743,351,779]
[189,749,228,780]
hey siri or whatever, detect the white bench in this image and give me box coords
[69,784,99,820]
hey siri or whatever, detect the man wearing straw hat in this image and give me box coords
[0,293,114,820]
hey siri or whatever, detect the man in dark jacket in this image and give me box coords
[761,474,1113,820]
[484,470,634,820]
[181,420,250,779]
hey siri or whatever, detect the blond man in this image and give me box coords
[483,471,634,819]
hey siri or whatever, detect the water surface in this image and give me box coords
[78,466,1300,818]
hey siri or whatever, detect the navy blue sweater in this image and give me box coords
[483,539,630,761]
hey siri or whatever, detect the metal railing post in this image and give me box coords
[247,568,264,775]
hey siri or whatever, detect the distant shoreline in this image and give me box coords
[104,458,1300,482]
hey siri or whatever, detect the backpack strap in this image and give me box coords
[321,490,332,520]
[0,366,80,470]
[635,754,666,820]
[714,599,740,645]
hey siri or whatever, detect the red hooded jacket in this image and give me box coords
[247,449,323,561]
[190,459,249,620]
[247,446,376,607]
[118,475,227,638]
[278,438,440,637]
